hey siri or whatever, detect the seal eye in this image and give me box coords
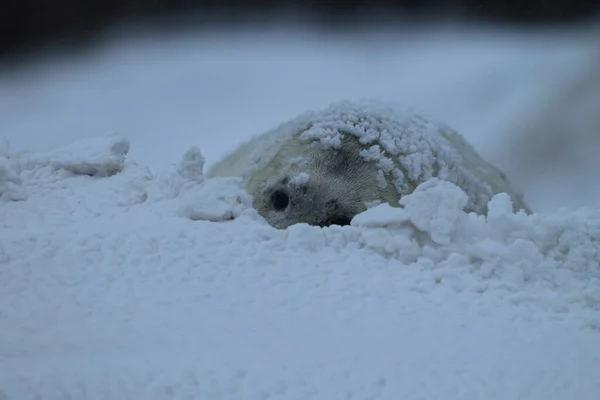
[270,190,290,211]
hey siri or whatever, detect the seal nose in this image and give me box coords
[319,215,352,227]
[319,200,352,227]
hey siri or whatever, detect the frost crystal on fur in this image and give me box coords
[290,172,310,186]
[295,101,467,191]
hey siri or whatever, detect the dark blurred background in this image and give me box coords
[2,0,599,59]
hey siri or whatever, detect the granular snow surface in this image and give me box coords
[1,134,600,399]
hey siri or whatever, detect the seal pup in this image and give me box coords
[207,100,530,229]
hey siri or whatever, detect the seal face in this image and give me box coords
[207,100,530,229]
[258,173,353,229]
[250,143,385,229]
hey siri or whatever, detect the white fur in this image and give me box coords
[207,100,530,228]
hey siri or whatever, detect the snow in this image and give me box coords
[0,139,25,202]
[1,132,600,399]
[23,133,130,177]
[289,172,310,187]
[1,23,600,399]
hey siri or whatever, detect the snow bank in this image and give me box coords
[0,138,25,202]
[1,135,599,400]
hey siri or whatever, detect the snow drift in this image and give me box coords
[1,135,599,399]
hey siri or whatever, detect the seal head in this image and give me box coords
[250,140,399,229]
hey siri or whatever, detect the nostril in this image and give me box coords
[321,200,351,227]
[320,215,352,227]
[270,190,290,211]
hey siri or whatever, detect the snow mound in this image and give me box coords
[1,135,599,400]
[22,133,131,177]
[0,137,25,201]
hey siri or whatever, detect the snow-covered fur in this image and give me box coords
[207,100,530,229]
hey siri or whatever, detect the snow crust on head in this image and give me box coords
[290,172,310,186]
[1,136,599,399]
[296,100,463,189]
